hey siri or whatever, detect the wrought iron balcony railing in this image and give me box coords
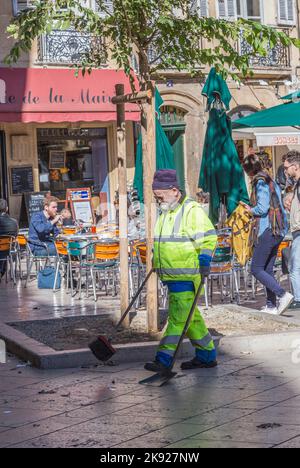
[239,31,291,68]
[37,30,106,65]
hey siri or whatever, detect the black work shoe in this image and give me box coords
[144,361,169,373]
[181,357,218,370]
[289,301,300,310]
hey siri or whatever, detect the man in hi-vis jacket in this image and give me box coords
[145,170,218,373]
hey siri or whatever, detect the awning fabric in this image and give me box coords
[281,91,300,100]
[233,126,300,146]
[0,68,140,123]
[233,100,300,129]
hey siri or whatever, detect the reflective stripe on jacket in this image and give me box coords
[153,196,217,282]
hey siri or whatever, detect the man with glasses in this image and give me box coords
[283,151,300,311]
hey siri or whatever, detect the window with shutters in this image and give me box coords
[12,0,34,16]
[93,0,114,16]
[216,0,237,19]
[190,0,209,16]
[278,0,295,25]
[237,0,263,22]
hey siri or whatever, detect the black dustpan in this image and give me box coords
[139,369,178,387]
[139,279,205,387]
[89,269,154,362]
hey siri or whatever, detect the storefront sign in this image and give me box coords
[10,166,34,195]
[0,68,140,123]
[256,134,300,147]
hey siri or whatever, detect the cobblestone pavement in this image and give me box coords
[0,349,300,448]
[1,276,300,448]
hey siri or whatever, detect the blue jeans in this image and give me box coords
[289,236,300,302]
[32,243,57,257]
[251,229,285,308]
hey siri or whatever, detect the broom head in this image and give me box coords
[89,335,116,362]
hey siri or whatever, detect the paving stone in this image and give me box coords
[0,407,61,427]
[111,422,211,448]
[165,439,273,448]
[189,420,300,445]
[275,436,300,448]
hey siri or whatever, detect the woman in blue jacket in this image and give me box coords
[243,154,293,316]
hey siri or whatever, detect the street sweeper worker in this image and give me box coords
[144,170,218,373]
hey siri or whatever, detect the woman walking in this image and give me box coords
[243,154,293,315]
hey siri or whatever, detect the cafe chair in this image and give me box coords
[53,240,69,292]
[24,239,58,288]
[205,228,240,307]
[16,234,28,280]
[0,236,18,285]
[88,240,120,301]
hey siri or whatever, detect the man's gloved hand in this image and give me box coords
[200,265,210,278]
[199,254,212,278]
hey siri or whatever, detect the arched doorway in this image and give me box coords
[160,106,187,191]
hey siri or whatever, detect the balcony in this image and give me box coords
[239,31,291,69]
[37,30,106,66]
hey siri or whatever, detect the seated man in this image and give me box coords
[28,196,61,256]
[0,199,18,277]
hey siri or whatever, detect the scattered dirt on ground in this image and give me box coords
[9,306,300,351]
[202,305,300,337]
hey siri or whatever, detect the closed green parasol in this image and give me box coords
[133,88,175,202]
[199,68,249,224]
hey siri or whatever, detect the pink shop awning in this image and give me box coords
[0,68,140,123]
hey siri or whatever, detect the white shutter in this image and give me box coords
[217,0,227,17]
[227,0,237,18]
[13,0,34,16]
[217,0,236,19]
[278,0,295,25]
[190,0,209,16]
[200,0,209,17]
[95,0,114,16]
[287,0,295,22]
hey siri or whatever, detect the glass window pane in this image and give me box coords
[246,0,261,18]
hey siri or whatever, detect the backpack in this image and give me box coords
[226,202,255,266]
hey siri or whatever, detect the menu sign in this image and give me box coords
[49,150,66,169]
[24,192,48,222]
[10,166,34,195]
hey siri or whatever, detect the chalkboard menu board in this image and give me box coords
[24,192,48,222]
[10,166,34,195]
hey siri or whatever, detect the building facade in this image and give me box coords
[0,0,138,222]
[0,0,300,221]
[156,0,300,194]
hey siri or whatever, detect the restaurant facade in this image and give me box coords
[0,68,140,222]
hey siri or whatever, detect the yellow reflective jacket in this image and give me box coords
[153,196,217,282]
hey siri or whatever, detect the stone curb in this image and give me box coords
[1,321,300,369]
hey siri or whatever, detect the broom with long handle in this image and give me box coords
[89,268,155,362]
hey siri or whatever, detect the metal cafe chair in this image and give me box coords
[24,239,58,288]
[205,228,240,307]
[53,240,69,293]
[89,240,120,301]
[0,235,18,285]
[66,239,93,298]
[16,233,29,280]
[136,243,168,309]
